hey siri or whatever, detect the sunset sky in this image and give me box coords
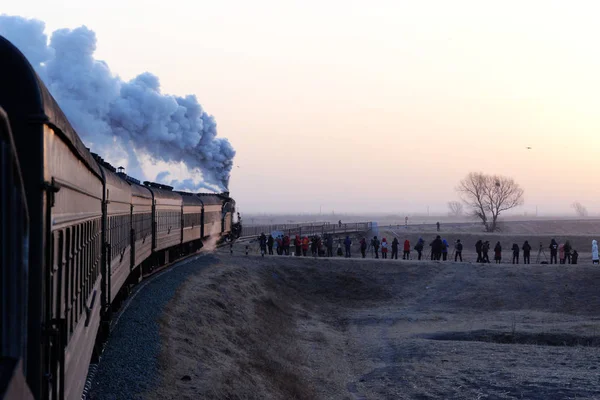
[4,1,600,214]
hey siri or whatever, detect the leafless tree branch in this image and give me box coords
[572,202,588,217]
[447,201,464,216]
[456,172,524,232]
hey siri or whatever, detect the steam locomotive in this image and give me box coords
[0,36,239,399]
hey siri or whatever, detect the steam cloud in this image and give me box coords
[0,15,235,191]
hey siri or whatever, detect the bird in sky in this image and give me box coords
[526,147,532,150]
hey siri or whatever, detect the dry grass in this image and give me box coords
[145,260,362,400]
[145,250,600,399]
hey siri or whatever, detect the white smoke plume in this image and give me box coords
[0,15,235,191]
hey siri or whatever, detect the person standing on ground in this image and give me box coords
[381,238,389,259]
[310,236,318,257]
[326,234,334,257]
[430,235,443,261]
[372,236,380,259]
[344,235,352,258]
[403,238,411,260]
[391,237,399,260]
[559,243,565,264]
[275,236,282,255]
[441,239,449,261]
[339,220,342,228]
[572,249,579,264]
[522,240,531,264]
[415,237,424,260]
[283,235,291,255]
[317,236,324,256]
[549,239,558,264]
[592,240,599,264]
[482,241,491,263]
[475,240,483,263]
[267,234,274,255]
[360,237,367,258]
[511,243,519,264]
[455,239,463,262]
[436,221,440,232]
[564,240,572,264]
[494,242,502,264]
[294,235,302,257]
[337,239,343,256]
[302,236,309,256]
[259,233,267,256]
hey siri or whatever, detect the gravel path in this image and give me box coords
[87,254,220,400]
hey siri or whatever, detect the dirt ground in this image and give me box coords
[144,248,600,400]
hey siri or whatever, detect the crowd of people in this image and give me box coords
[470,238,583,264]
[256,233,415,260]
[419,236,589,264]
[256,232,600,264]
[257,233,354,258]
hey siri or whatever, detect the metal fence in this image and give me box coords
[240,222,373,239]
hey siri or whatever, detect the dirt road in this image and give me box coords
[143,252,600,399]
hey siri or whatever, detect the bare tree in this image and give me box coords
[447,201,464,217]
[456,172,524,232]
[571,202,588,217]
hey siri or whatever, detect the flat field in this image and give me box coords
[144,250,600,399]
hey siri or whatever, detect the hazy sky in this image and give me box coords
[4,1,600,214]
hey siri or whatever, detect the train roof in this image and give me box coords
[143,182,182,201]
[196,193,223,205]
[0,36,102,179]
[177,191,204,206]
[100,165,132,192]
[130,181,152,198]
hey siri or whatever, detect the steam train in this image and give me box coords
[0,36,239,399]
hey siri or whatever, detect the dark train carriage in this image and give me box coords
[197,194,223,237]
[129,180,153,272]
[0,37,105,400]
[96,164,133,303]
[0,107,33,399]
[179,192,204,245]
[144,182,182,260]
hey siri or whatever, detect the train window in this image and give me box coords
[57,230,64,324]
[184,212,202,228]
[70,226,76,334]
[78,223,83,320]
[74,225,79,324]
[109,214,130,266]
[84,223,88,312]
[63,228,71,336]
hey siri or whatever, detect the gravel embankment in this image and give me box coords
[87,254,219,399]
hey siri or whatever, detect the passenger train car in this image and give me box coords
[0,36,238,400]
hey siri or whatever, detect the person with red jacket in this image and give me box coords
[282,235,291,255]
[301,236,309,256]
[403,239,411,260]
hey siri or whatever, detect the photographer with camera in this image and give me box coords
[455,239,463,262]
[522,241,531,264]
